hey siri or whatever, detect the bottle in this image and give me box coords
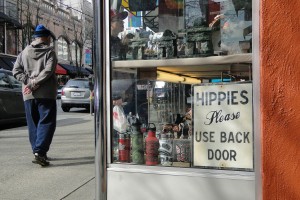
[145,123,159,166]
[125,133,131,162]
[131,121,144,164]
[113,130,119,162]
[141,123,148,162]
[118,133,130,162]
[159,132,173,166]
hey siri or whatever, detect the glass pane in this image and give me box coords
[109,0,253,170]
[57,37,69,61]
[6,2,18,20]
[71,42,81,64]
[65,79,89,88]
[110,0,252,61]
[0,26,4,53]
[0,0,4,13]
[6,29,17,55]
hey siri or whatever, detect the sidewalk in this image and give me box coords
[0,114,95,200]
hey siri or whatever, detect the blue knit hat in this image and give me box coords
[33,24,51,38]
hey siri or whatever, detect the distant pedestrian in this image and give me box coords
[110,9,128,60]
[13,24,57,167]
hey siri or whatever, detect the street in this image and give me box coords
[0,100,95,200]
[0,100,93,130]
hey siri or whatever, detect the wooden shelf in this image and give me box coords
[112,53,252,68]
[112,53,252,79]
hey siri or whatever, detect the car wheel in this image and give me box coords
[62,106,70,112]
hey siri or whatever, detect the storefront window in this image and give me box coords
[57,37,69,61]
[110,0,253,171]
[6,28,17,55]
[0,0,3,13]
[6,1,18,20]
[0,25,4,53]
[71,41,81,65]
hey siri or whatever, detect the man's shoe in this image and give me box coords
[44,155,52,161]
[32,154,51,163]
[33,153,50,167]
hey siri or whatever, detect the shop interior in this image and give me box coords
[110,0,252,168]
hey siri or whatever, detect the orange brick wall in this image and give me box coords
[261,1,300,199]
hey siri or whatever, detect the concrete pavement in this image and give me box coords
[0,113,95,200]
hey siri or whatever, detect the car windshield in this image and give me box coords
[66,80,89,88]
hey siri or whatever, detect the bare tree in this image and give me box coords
[18,0,45,50]
[69,2,93,77]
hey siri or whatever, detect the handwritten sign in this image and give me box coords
[193,83,253,170]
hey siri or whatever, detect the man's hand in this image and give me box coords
[23,85,32,95]
[32,85,39,90]
[23,85,39,95]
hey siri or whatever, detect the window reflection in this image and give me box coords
[6,29,17,55]
[0,26,4,53]
[57,37,69,60]
[109,0,253,169]
[110,0,252,61]
[71,42,81,65]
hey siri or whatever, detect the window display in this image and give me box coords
[0,26,4,53]
[110,0,253,170]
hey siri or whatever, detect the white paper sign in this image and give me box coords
[193,83,253,170]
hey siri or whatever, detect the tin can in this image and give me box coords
[159,133,173,166]
[172,139,191,163]
[119,133,130,162]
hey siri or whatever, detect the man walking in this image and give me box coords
[13,24,57,167]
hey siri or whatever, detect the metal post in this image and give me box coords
[94,0,107,200]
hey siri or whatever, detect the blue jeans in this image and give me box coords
[24,99,57,156]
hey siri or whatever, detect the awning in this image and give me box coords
[55,64,67,75]
[0,56,16,70]
[0,12,22,29]
[59,64,90,76]
[85,67,93,74]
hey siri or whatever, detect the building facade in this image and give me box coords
[0,0,93,68]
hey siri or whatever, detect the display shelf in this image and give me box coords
[112,53,252,68]
[112,53,252,79]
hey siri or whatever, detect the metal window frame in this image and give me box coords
[94,0,262,199]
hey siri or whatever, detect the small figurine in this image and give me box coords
[180,17,215,57]
[155,29,177,59]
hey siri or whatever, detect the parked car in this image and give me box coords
[57,85,64,99]
[0,69,26,125]
[60,78,93,112]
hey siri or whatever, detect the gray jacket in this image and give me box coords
[13,40,58,101]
